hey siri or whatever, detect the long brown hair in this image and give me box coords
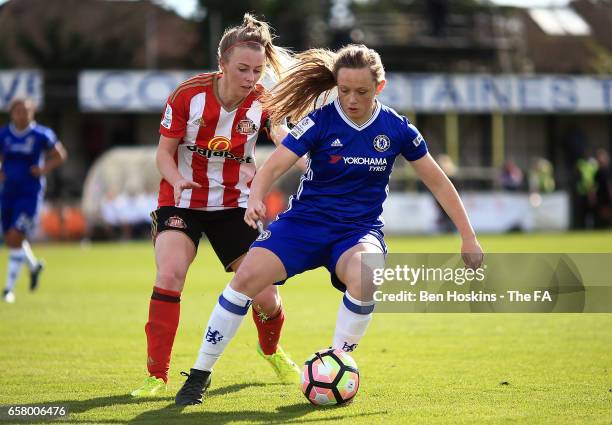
[262,44,385,125]
[218,13,290,81]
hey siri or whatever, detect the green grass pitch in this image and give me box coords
[1,232,611,424]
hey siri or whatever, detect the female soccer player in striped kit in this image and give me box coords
[177,44,484,404]
[130,14,301,402]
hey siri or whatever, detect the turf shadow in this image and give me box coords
[0,383,269,424]
[3,384,384,424]
[127,402,385,425]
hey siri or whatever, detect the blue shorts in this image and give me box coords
[251,214,387,292]
[1,192,42,236]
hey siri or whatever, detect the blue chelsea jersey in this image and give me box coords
[0,122,57,196]
[281,98,428,227]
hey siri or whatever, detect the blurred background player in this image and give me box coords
[0,98,67,303]
[131,14,301,403]
[176,44,484,405]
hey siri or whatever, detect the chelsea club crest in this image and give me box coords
[373,135,390,152]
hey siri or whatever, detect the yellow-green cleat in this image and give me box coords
[130,376,166,397]
[257,343,301,384]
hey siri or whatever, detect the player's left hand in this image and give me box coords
[244,198,266,229]
[30,165,45,177]
[461,236,484,270]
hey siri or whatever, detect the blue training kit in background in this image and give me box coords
[0,122,57,234]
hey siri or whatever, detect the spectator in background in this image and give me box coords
[563,127,589,229]
[0,98,67,303]
[576,153,598,229]
[528,158,555,194]
[499,159,523,191]
[594,149,611,228]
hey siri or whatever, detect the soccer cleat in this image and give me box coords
[175,369,212,405]
[257,343,301,384]
[3,290,15,304]
[130,376,166,397]
[29,262,44,292]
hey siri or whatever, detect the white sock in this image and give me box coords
[332,291,374,352]
[4,249,25,292]
[193,285,252,372]
[21,240,38,271]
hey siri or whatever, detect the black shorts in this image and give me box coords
[151,206,259,271]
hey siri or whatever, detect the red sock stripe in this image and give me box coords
[153,286,181,298]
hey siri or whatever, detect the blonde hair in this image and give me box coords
[262,44,385,124]
[9,97,35,114]
[218,13,291,81]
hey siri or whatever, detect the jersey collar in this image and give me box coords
[9,121,36,136]
[333,98,381,131]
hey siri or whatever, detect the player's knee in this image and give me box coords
[5,230,25,247]
[345,281,374,303]
[156,269,186,291]
[252,286,281,314]
[231,265,259,294]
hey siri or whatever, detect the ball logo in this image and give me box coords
[207,136,232,152]
[373,135,391,152]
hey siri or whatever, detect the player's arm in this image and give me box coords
[156,135,201,205]
[32,142,67,176]
[410,153,483,269]
[244,145,300,228]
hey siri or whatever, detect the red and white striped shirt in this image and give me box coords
[158,72,269,210]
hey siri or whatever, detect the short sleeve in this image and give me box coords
[281,111,320,157]
[400,117,428,161]
[159,91,187,139]
[42,127,58,150]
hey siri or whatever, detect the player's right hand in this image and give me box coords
[173,179,202,206]
[461,236,484,270]
[244,198,266,229]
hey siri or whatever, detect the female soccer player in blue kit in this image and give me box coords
[176,44,484,404]
[1,98,67,303]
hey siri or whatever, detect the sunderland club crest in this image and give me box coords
[236,119,258,135]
